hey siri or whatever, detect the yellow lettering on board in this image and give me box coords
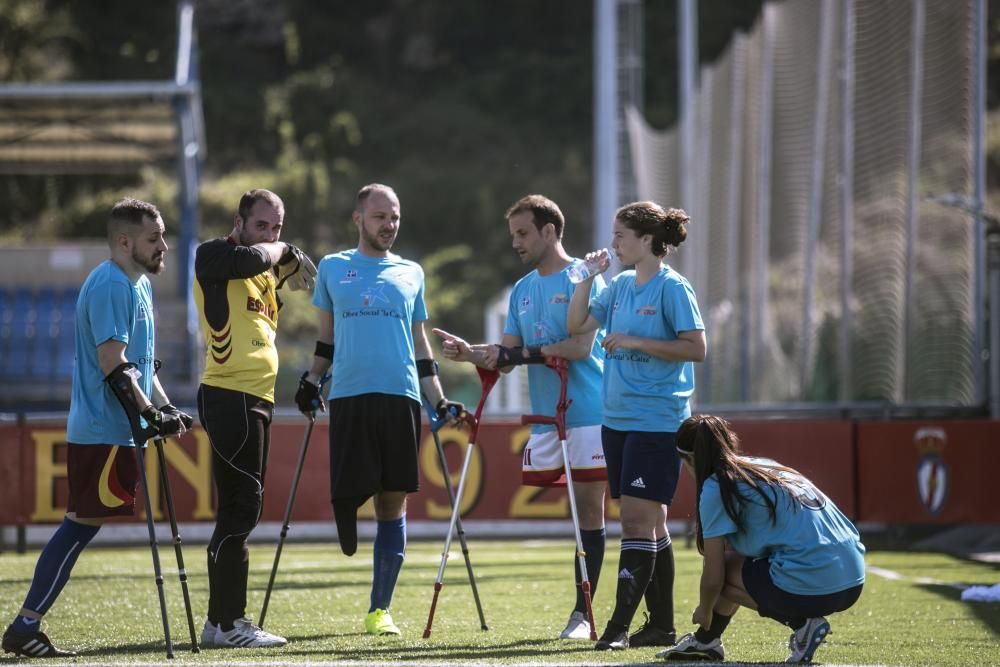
[30,430,68,522]
[420,427,483,519]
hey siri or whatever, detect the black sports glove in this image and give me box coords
[436,398,467,422]
[295,371,326,414]
[495,345,546,369]
[159,404,194,431]
[140,405,189,437]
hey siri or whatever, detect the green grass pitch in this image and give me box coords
[1,538,998,665]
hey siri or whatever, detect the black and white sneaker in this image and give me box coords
[786,617,830,664]
[2,625,77,658]
[594,623,629,651]
[203,617,287,648]
[657,631,725,661]
[629,613,676,647]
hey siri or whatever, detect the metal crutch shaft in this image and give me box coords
[423,368,499,638]
[521,357,598,640]
[133,440,175,659]
[259,416,316,629]
[154,437,199,652]
[424,399,488,631]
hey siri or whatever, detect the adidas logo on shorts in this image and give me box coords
[618,568,634,580]
[630,477,646,489]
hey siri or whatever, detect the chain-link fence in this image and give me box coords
[626,0,981,409]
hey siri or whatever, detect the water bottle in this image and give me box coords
[567,248,609,284]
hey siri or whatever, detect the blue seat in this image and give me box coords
[55,323,75,380]
[10,287,35,326]
[53,288,78,380]
[1,289,35,378]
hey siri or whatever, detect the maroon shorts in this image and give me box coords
[66,443,139,519]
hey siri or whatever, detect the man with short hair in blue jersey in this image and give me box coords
[569,202,707,651]
[662,415,865,664]
[434,193,611,642]
[2,199,192,659]
[295,183,463,637]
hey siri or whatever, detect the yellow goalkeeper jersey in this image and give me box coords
[193,237,280,402]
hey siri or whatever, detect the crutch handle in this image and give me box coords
[519,357,571,440]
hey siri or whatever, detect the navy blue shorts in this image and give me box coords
[742,556,864,623]
[601,427,681,504]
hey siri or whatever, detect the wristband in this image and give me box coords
[417,359,439,378]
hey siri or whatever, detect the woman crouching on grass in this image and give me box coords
[661,415,865,665]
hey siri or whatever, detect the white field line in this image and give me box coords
[866,564,966,590]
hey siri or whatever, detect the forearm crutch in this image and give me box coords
[259,379,326,629]
[422,396,488,631]
[423,367,500,639]
[154,437,199,652]
[521,357,598,640]
[132,434,175,659]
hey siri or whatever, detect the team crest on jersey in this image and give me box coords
[636,305,657,316]
[549,293,569,304]
[612,300,621,312]
[914,426,948,516]
[340,269,359,284]
[362,284,389,307]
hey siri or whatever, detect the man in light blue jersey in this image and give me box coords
[662,415,865,664]
[435,194,611,642]
[295,183,463,637]
[3,199,191,658]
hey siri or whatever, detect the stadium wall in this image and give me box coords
[1,418,997,543]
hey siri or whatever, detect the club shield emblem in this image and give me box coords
[914,426,948,516]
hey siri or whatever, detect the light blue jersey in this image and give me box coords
[588,265,704,432]
[313,249,426,402]
[699,459,866,596]
[67,260,155,446]
[504,264,604,433]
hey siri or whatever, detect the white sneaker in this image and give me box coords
[199,620,218,648]
[209,617,287,648]
[559,610,592,640]
[786,617,830,664]
[657,631,725,661]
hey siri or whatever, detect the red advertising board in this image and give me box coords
[0,417,995,527]
[855,420,1000,523]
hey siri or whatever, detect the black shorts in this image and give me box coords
[742,556,864,622]
[328,393,421,500]
[601,427,681,504]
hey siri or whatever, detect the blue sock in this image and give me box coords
[369,516,406,612]
[575,527,606,612]
[11,518,99,632]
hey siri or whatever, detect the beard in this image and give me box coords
[361,223,396,253]
[134,247,166,274]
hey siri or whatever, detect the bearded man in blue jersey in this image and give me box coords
[295,183,463,637]
[435,194,617,643]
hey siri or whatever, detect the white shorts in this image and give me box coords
[522,424,607,487]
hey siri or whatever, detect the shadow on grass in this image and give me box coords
[916,582,1000,637]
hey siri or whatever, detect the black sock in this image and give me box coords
[575,528,606,613]
[644,536,675,631]
[695,612,732,642]
[787,616,807,631]
[610,538,656,630]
